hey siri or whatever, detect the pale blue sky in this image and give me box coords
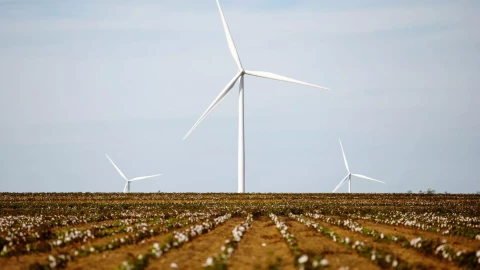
[0,1,478,193]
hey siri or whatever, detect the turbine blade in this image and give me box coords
[123,182,128,193]
[105,154,128,181]
[351,173,385,183]
[130,174,162,181]
[332,175,349,192]
[183,72,242,140]
[245,70,330,90]
[339,139,350,173]
[216,0,243,70]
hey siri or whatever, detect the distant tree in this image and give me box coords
[444,191,449,194]
[419,190,423,194]
[427,188,436,194]
[407,190,412,194]
[476,191,480,195]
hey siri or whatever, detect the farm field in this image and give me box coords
[1,193,479,270]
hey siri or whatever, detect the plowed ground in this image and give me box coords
[1,193,479,270]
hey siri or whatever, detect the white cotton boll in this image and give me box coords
[476,250,480,257]
[410,237,422,247]
[90,247,95,253]
[262,243,266,247]
[205,257,213,266]
[392,260,398,267]
[298,254,308,264]
[227,247,234,254]
[221,245,226,251]
[320,259,328,266]
[170,262,178,268]
[435,245,445,255]
[371,254,376,261]
[48,255,57,269]
[153,243,160,250]
[121,261,132,270]
[345,237,350,244]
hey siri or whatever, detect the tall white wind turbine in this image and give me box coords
[332,140,385,193]
[105,154,162,193]
[184,0,330,193]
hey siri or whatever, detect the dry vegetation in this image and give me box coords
[0,193,479,269]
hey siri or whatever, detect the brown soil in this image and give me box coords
[285,219,381,270]
[145,217,243,270]
[227,216,296,270]
[352,218,480,252]
[311,218,461,270]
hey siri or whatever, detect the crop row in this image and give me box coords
[28,212,218,269]
[308,213,480,269]
[289,213,410,269]
[270,213,328,269]
[347,211,480,240]
[0,211,213,257]
[202,213,253,269]
[117,213,233,270]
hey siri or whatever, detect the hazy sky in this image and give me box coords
[0,0,479,193]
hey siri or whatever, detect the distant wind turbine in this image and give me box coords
[105,154,162,193]
[333,140,385,193]
[183,0,330,193]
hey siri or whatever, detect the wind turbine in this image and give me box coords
[105,154,162,193]
[183,0,330,193]
[332,140,385,193]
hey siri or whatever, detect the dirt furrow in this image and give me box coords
[285,219,381,270]
[227,216,296,270]
[312,218,461,270]
[145,217,243,270]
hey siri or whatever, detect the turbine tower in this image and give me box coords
[184,0,330,193]
[105,154,162,193]
[332,140,385,193]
